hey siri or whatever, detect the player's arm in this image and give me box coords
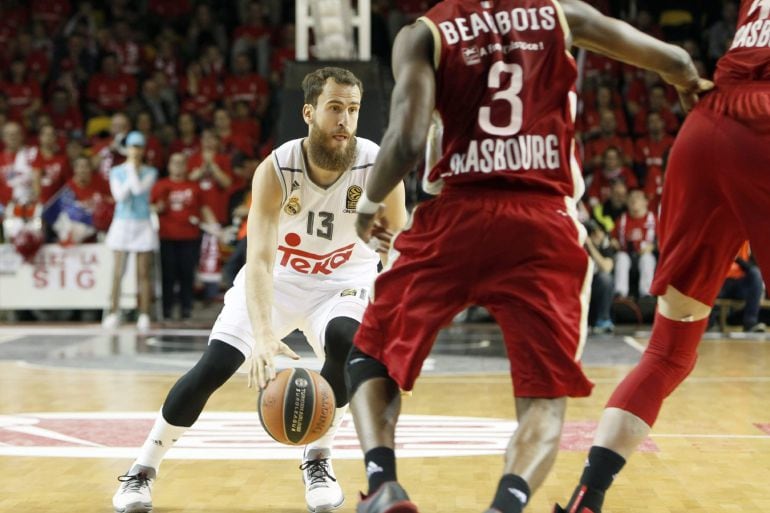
[559,0,713,111]
[371,181,408,266]
[245,157,299,389]
[356,21,435,239]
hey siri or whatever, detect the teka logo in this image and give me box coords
[0,413,660,460]
[276,233,354,275]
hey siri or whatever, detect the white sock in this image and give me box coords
[306,405,348,456]
[133,409,188,474]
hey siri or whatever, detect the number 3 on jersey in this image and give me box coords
[478,61,524,136]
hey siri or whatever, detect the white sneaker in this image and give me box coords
[301,448,344,512]
[112,465,155,513]
[137,314,151,333]
[102,312,120,329]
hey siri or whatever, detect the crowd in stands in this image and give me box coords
[0,0,760,330]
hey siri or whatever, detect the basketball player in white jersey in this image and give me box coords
[112,67,407,513]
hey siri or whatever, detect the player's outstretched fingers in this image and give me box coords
[279,342,300,360]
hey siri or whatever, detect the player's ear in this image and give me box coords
[302,104,314,126]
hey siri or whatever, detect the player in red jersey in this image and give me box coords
[557,2,770,512]
[344,1,711,513]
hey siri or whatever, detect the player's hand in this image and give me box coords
[369,217,394,255]
[674,78,714,113]
[355,210,379,242]
[248,337,300,389]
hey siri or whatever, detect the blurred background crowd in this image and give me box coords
[0,0,762,332]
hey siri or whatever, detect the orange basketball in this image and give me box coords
[258,368,336,445]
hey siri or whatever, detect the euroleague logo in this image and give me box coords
[0,412,659,460]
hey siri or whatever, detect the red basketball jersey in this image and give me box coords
[715,0,770,85]
[421,0,581,198]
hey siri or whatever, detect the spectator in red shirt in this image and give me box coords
[148,37,182,88]
[152,152,217,320]
[16,30,50,84]
[587,146,638,207]
[626,69,679,118]
[45,88,83,138]
[86,53,137,116]
[231,100,262,145]
[3,59,43,126]
[612,189,657,299]
[583,109,634,173]
[31,0,70,34]
[635,112,674,210]
[223,52,269,116]
[179,60,221,123]
[270,24,296,86]
[187,129,232,224]
[213,107,254,158]
[633,84,680,136]
[68,155,111,205]
[0,121,38,213]
[31,124,71,204]
[579,84,628,138]
[168,112,200,158]
[231,1,272,77]
[108,20,141,76]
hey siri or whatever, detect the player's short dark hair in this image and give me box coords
[302,67,363,107]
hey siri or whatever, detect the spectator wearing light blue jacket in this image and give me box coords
[103,131,158,332]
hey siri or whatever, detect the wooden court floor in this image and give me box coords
[2,334,770,513]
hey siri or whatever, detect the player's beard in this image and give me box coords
[307,122,357,173]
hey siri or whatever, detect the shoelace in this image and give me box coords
[117,473,151,493]
[299,458,337,486]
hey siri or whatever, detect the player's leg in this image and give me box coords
[348,197,473,513]
[103,250,127,327]
[613,251,631,297]
[481,203,593,513]
[301,303,363,512]
[637,251,656,297]
[159,240,175,319]
[113,275,262,513]
[136,251,154,330]
[561,106,746,513]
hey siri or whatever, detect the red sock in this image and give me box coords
[607,311,708,426]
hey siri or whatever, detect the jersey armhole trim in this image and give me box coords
[271,151,288,205]
[417,16,442,69]
[549,0,572,46]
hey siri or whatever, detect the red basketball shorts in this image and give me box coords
[650,84,770,305]
[354,188,594,398]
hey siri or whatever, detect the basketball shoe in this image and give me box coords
[356,481,419,513]
[301,448,344,512]
[112,464,155,513]
[552,502,599,513]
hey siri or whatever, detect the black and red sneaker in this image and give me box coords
[356,481,419,513]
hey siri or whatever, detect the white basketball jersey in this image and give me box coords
[267,136,381,289]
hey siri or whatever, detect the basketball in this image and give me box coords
[258,368,336,445]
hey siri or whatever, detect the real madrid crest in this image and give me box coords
[345,185,362,212]
[284,196,301,215]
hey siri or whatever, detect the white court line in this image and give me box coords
[651,433,770,440]
[622,336,646,353]
[0,325,211,336]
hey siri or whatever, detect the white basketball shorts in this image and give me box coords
[209,276,370,359]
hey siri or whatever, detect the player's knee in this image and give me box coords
[190,340,245,392]
[324,316,359,364]
[345,346,390,397]
[645,335,698,391]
